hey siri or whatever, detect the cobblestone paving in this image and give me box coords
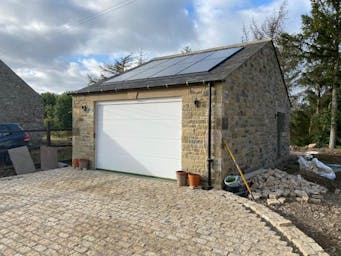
[0,168,301,256]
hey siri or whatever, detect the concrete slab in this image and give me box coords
[8,146,35,174]
[40,146,58,170]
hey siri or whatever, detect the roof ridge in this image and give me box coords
[153,39,272,60]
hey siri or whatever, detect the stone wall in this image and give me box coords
[221,42,290,180]
[72,84,223,186]
[0,60,43,144]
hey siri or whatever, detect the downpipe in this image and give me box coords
[203,82,213,190]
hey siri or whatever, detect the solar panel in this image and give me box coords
[179,51,213,63]
[103,59,170,83]
[151,63,190,77]
[209,47,242,58]
[130,58,184,80]
[179,57,227,74]
[104,46,243,84]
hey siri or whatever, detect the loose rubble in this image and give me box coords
[249,168,328,205]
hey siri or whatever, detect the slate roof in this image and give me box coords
[0,59,42,100]
[73,39,272,95]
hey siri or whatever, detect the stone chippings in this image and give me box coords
[249,168,328,204]
[0,168,311,256]
[240,197,328,256]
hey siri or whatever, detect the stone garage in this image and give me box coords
[72,39,290,188]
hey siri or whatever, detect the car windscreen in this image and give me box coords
[7,124,21,130]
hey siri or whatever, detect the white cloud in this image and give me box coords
[192,0,246,48]
[191,0,311,49]
[0,0,311,94]
[239,0,311,34]
[80,59,104,77]
[67,62,83,78]
[22,21,50,33]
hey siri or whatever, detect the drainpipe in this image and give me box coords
[203,82,213,190]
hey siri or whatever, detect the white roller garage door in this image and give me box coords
[95,98,182,179]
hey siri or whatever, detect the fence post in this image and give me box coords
[47,121,51,146]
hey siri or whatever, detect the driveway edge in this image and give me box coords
[225,193,328,256]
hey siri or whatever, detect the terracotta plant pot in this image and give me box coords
[79,159,89,170]
[72,159,79,169]
[188,173,201,187]
[176,170,188,186]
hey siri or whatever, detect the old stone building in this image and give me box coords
[0,60,43,142]
[72,39,290,188]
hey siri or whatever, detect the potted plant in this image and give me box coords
[176,170,188,186]
[72,159,79,169]
[188,173,201,187]
[79,159,89,170]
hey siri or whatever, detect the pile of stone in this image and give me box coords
[249,169,328,205]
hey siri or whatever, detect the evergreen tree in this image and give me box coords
[41,92,57,127]
[41,92,72,129]
[297,0,340,148]
[54,93,72,129]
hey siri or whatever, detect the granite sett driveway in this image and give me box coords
[0,168,303,256]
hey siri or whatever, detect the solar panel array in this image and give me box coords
[104,47,243,84]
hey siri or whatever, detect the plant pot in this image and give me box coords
[72,159,79,169]
[79,159,89,170]
[176,170,188,186]
[188,173,201,187]
[224,175,241,188]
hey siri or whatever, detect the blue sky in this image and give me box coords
[0,0,311,93]
[251,0,274,6]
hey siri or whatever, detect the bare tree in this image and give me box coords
[242,24,250,42]
[242,1,288,44]
[137,48,147,65]
[241,1,300,94]
[181,46,192,54]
